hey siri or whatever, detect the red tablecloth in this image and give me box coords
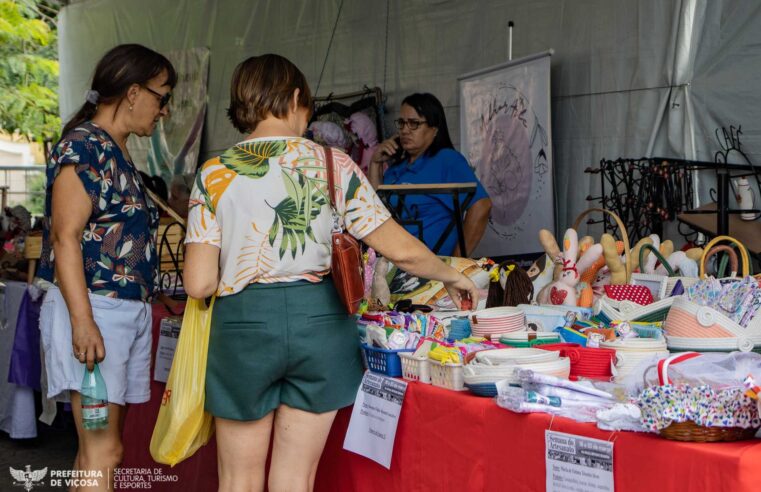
[123,305,761,491]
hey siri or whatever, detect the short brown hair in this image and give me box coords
[227,54,313,133]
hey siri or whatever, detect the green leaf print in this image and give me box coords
[221,140,288,179]
[194,169,216,214]
[345,172,362,202]
[267,188,326,260]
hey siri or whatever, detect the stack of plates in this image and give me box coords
[469,307,526,338]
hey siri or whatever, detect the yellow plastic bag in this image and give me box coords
[150,297,215,466]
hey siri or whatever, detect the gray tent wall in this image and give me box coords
[58,0,761,236]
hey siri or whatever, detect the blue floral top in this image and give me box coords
[38,122,160,301]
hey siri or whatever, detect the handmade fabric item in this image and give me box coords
[638,384,760,431]
[604,285,654,305]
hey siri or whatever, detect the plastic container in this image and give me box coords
[429,363,466,391]
[362,344,415,377]
[398,352,431,383]
[81,364,109,430]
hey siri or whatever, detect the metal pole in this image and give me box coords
[508,21,514,60]
[716,168,729,236]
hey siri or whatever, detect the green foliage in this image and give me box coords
[23,170,46,215]
[0,0,60,141]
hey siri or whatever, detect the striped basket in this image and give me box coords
[663,296,761,352]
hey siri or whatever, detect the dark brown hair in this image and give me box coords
[61,44,177,136]
[227,54,313,133]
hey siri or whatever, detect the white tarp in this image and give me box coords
[58,0,761,235]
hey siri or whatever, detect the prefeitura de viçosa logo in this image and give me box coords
[9,466,47,491]
[9,466,104,490]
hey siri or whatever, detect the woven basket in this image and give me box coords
[659,420,758,442]
[571,207,632,283]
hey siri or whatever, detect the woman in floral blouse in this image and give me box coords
[38,44,176,491]
[183,54,479,492]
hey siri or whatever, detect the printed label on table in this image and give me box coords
[153,317,182,383]
[343,371,408,469]
[545,430,614,492]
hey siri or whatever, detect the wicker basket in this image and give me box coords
[659,420,758,442]
[644,353,760,442]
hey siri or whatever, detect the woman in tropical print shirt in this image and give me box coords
[38,44,176,491]
[183,54,479,492]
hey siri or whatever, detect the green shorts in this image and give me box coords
[204,278,363,421]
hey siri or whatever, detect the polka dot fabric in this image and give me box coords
[604,285,654,305]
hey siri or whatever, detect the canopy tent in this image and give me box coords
[57,0,761,234]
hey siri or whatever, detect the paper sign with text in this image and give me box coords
[343,371,407,469]
[546,430,614,492]
[153,317,182,383]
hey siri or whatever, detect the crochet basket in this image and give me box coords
[630,243,699,300]
[594,295,675,324]
[518,304,593,333]
[538,343,616,381]
[663,296,761,352]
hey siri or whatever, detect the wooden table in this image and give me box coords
[678,203,761,256]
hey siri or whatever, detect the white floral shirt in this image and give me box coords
[186,137,391,296]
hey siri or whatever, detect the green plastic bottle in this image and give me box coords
[80,363,109,430]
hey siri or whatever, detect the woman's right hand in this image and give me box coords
[443,272,480,311]
[72,317,106,372]
[371,135,401,164]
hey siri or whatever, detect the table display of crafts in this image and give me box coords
[357,210,761,442]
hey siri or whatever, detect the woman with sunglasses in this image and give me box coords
[369,93,492,257]
[37,44,176,491]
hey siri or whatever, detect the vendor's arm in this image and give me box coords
[51,166,104,371]
[363,219,479,309]
[453,197,492,257]
[368,136,401,189]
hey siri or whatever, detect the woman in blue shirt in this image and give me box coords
[368,93,491,256]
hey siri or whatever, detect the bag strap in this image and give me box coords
[323,145,345,233]
[324,145,337,210]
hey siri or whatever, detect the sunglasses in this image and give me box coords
[142,85,172,109]
[394,118,427,131]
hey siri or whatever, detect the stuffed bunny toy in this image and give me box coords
[537,229,602,306]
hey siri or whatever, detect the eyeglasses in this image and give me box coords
[394,118,427,131]
[142,85,172,109]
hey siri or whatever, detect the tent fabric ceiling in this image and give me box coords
[58,0,761,234]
